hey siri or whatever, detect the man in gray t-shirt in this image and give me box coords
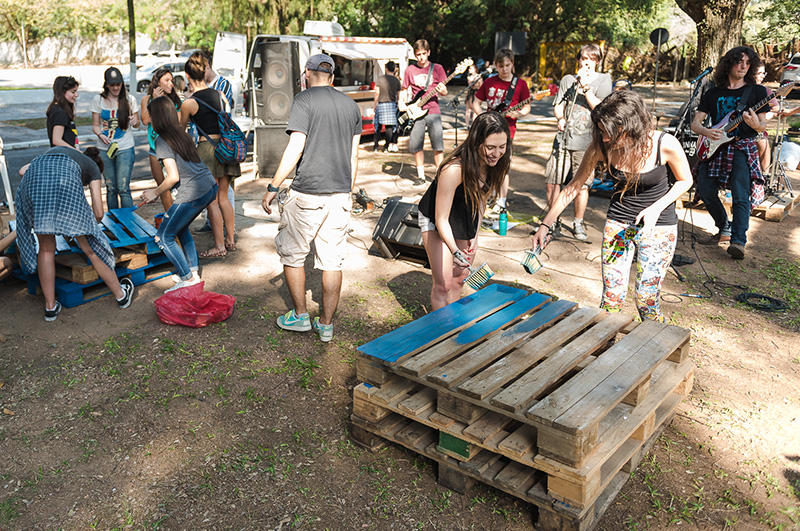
[261,54,362,343]
[550,43,612,241]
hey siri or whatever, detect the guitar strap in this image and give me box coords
[501,77,518,111]
[734,84,752,115]
[424,63,434,89]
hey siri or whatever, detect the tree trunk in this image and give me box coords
[674,0,751,74]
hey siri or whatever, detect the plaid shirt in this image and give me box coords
[702,138,765,212]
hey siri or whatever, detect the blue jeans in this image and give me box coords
[101,147,135,209]
[696,150,751,245]
[156,185,218,279]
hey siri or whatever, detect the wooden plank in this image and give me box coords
[494,461,537,494]
[100,213,138,247]
[437,390,487,424]
[546,324,691,436]
[462,306,609,402]
[397,293,552,376]
[370,377,417,405]
[357,284,529,365]
[458,447,502,476]
[397,387,437,416]
[461,411,513,445]
[428,411,457,429]
[110,208,156,241]
[488,309,620,412]
[437,463,475,494]
[526,320,671,428]
[497,424,537,459]
[356,357,391,387]
[395,421,436,448]
[437,431,481,461]
[427,300,580,389]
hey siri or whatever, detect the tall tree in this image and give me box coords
[674,0,750,70]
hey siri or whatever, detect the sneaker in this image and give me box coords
[164,276,201,294]
[727,242,745,260]
[171,271,201,283]
[412,178,427,186]
[193,223,213,234]
[388,144,398,152]
[699,233,731,245]
[44,301,62,322]
[277,309,311,332]
[572,219,588,240]
[491,203,505,215]
[312,317,334,342]
[117,278,135,308]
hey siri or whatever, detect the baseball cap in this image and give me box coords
[305,54,335,74]
[104,67,123,85]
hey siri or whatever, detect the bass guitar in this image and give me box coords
[498,89,551,116]
[696,80,798,161]
[397,58,473,136]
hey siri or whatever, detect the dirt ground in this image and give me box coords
[2,90,800,530]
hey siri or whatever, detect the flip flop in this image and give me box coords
[199,248,227,259]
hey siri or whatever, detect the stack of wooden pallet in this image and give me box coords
[352,285,695,531]
[11,207,173,307]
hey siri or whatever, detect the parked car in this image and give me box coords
[125,61,186,93]
[782,52,800,97]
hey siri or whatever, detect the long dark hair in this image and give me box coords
[436,111,510,213]
[148,68,182,108]
[148,96,202,163]
[101,79,131,130]
[47,76,79,121]
[591,90,653,194]
[184,51,208,82]
[713,46,762,88]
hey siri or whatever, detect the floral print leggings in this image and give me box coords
[600,219,677,322]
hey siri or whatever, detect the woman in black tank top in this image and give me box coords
[418,112,511,310]
[533,90,693,321]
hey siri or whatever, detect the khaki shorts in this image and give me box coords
[197,140,242,180]
[275,189,351,270]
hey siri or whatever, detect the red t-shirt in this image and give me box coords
[475,76,531,138]
[403,63,447,115]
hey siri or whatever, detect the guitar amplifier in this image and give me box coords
[372,199,429,267]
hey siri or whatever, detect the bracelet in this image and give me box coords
[540,222,551,231]
[267,183,279,192]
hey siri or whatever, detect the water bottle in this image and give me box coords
[499,208,508,236]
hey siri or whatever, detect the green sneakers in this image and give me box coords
[277,309,311,332]
[312,317,334,342]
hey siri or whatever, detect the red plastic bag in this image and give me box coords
[154,282,236,327]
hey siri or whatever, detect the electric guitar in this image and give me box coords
[396,58,473,136]
[498,89,551,116]
[696,80,798,161]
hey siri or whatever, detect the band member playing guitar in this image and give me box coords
[400,39,448,186]
[471,48,531,213]
[691,46,769,260]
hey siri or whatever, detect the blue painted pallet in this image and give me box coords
[19,253,173,308]
[54,208,160,255]
[357,284,530,366]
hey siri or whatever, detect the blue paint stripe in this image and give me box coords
[455,292,551,345]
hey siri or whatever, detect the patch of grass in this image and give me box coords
[0,497,19,524]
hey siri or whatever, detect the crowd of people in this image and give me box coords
[6,43,798,334]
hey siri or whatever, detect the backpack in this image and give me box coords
[192,92,247,164]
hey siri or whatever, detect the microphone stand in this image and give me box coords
[447,71,489,146]
[556,76,582,219]
[673,78,706,157]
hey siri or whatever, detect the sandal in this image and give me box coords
[199,248,227,259]
[225,242,237,252]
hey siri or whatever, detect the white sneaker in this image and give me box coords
[164,276,202,293]
[572,219,588,240]
[388,144,398,152]
[171,271,200,283]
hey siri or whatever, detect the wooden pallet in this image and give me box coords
[17,253,173,308]
[354,285,694,520]
[54,247,149,284]
[52,207,161,255]
[677,190,799,222]
[351,409,674,531]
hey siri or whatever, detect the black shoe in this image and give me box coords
[412,178,427,186]
[117,278,134,308]
[193,224,213,234]
[727,242,745,260]
[44,301,62,322]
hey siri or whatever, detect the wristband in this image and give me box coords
[540,222,551,231]
[267,183,279,193]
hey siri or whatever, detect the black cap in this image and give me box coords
[104,67,123,85]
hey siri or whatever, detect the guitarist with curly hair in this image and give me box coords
[401,39,448,186]
[691,46,768,260]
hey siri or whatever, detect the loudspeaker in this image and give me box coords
[258,41,301,124]
[372,199,429,267]
[494,32,527,55]
[255,125,292,179]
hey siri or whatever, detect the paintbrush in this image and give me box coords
[454,250,495,290]
[521,234,551,275]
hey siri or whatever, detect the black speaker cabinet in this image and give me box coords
[372,199,429,267]
[255,125,292,179]
[258,41,302,124]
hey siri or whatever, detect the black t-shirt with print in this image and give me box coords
[697,84,769,139]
